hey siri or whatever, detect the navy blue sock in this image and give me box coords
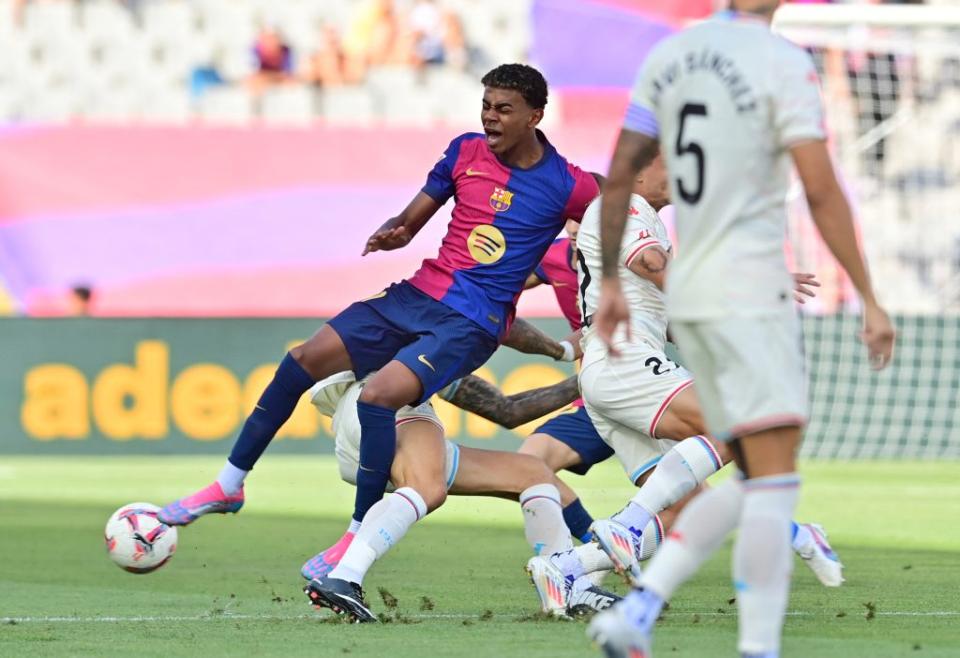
[228,353,315,471]
[563,498,595,544]
[352,401,397,523]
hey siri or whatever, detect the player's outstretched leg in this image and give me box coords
[159,328,352,526]
[793,522,844,587]
[593,436,721,585]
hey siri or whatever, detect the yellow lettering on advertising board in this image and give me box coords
[171,364,241,440]
[21,364,90,440]
[91,340,168,440]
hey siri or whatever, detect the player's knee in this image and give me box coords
[518,434,571,473]
[416,482,447,513]
[358,381,406,410]
[515,453,557,491]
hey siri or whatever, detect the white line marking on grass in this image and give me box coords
[3,611,959,624]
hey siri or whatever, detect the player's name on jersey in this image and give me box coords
[650,47,757,114]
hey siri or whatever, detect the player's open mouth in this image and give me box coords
[484,128,503,147]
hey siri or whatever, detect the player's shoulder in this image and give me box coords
[439,132,487,159]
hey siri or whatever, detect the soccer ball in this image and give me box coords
[104,502,178,574]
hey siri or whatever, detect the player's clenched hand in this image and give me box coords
[363,224,412,255]
[559,329,583,362]
[792,272,821,304]
[594,278,630,357]
[860,302,895,370]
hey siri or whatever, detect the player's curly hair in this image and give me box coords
[481,64,548,110]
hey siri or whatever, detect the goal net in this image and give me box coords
[773,4,960,458]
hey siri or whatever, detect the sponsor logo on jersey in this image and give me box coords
[489,187,514,212]
[468,224,507,264]
[638,229,651,240]
[466,168,488,177]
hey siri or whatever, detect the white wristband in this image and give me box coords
[557,340,575,362]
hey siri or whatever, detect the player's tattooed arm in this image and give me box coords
[626,244,670,290]
[363,192,442,255]
[502,317,563,359]
[448,375,580,429]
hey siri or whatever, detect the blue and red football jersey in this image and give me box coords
[406,131,598,338]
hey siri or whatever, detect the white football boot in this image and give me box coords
[795,523,845,587]
[526,555,571,618]
[591,519,643,587]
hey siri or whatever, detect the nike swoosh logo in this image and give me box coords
[466,168,487,177]
[552,282,567,288]
[255,404,267,411]
[418,354,436,371]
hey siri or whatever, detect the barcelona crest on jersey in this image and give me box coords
[489,187,514,212]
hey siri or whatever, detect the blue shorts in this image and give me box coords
[533,405,613,475]
[328,281,499,405]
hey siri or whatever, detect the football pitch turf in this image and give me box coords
[1,457,958,657]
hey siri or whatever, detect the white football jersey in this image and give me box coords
[625,12,825,319]
[578,193,671,350]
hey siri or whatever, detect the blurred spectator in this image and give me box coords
[440,10,471,72]
[409,0,445,67]
[302,25,357,87]
[342,0,407,80]
[68,284,94,316]
[245,25,296,96]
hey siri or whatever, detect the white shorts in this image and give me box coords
[329,381,460,491]
[579,335,694,482]
[670,311,808,442]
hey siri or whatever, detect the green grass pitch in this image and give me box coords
[1,457,958,657]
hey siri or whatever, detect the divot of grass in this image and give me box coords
[419,596,435,611]
[863,602,877,621]
[378,588,399,609]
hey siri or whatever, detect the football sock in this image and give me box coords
[735,474,800,657]
[217,461,248,496]
[520,484,572,555]
[227,353,315,471]
[620,588,665,634]
[562,498,595,544]
[640,476,744,600]
[330,487,427,585]
[555,540,614,583]
[639,515,665,561]
[347,518,362,534]
[352,401,398,523]
[615,436,723,535]
[790,521,812,553]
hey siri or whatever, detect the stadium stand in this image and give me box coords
[0,0,532,125]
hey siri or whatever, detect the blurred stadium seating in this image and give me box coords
[0,0,532,125]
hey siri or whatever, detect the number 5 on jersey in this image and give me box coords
[676,103,708,204]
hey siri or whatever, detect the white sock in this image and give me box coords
[520,484,572,556]
[735,474,801,657]
[639,515,665,561]
[640,476,744,600]
[347,519,362,535]
[217,461,248,495]
[616,436,723,533]
[328,487,427,585]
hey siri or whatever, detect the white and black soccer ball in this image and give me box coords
[104,502,178,574]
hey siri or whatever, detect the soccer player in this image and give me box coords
[525,154,840,620]
[586,3,895,657]
[303,369,617,622]
[157,64,599,531]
